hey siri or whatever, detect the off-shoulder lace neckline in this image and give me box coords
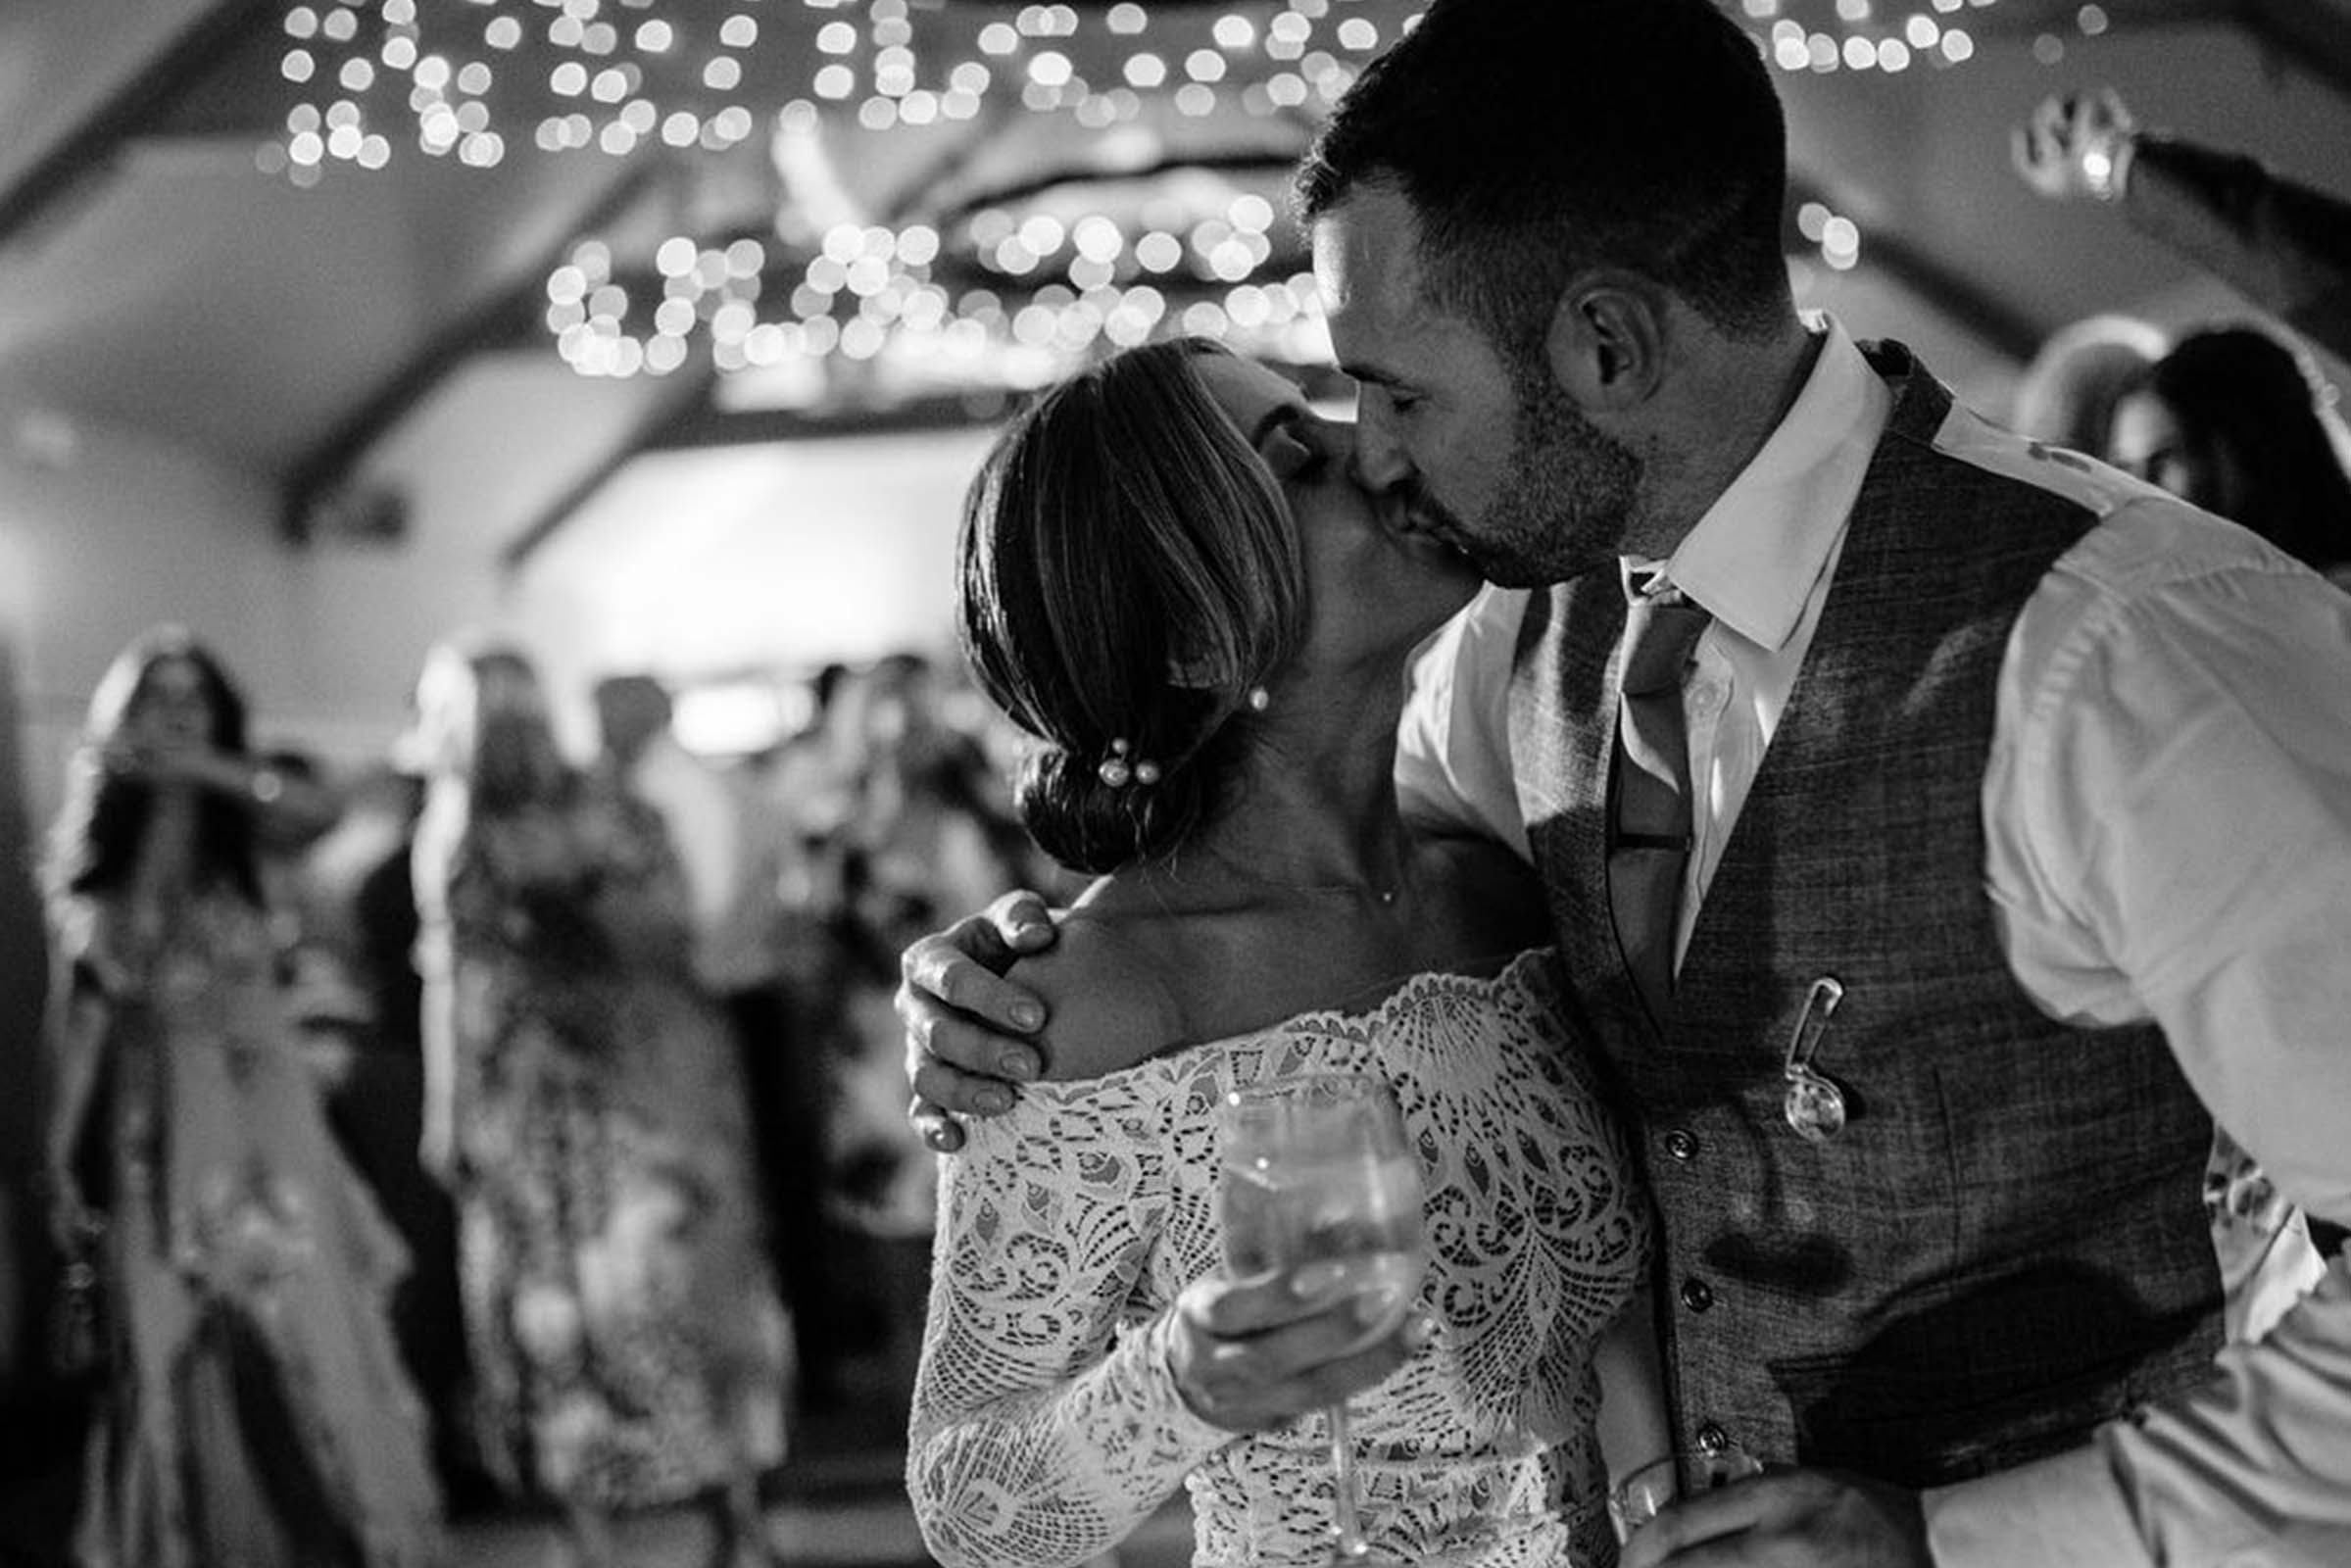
[1018,945,1553,1098]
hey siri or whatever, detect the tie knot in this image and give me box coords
[1621,596,1711,697]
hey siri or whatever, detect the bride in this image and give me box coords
[906,339,1665,1568]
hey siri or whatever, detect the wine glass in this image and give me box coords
[1215,1072,1427,1564]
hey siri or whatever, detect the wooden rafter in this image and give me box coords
[498,361,720,570]
[0,0,280,253]
[279,159,668,540]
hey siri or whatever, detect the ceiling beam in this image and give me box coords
[1787,176,2042,362]
[652,355,1360,449]
[0,0,280,253]
[498,363,720,570]
[279,159,666,541]
[1960,0,2351,100]
[928,148,1306,228]
[651,385,1016,450]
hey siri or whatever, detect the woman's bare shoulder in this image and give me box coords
[1010,909,1194,1084]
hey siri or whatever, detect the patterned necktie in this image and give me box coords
[1608,581,1712,1019]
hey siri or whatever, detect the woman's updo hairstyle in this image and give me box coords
[957,337,1303,874]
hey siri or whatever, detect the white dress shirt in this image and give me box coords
[1396,318,2351,1566]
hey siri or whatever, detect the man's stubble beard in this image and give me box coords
[1450,372,1646,590]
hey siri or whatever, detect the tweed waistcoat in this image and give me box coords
[1508,341,2225,1486]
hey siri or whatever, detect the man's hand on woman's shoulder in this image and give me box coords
[898,889,1058,1152]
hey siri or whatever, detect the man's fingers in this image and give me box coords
[908,1017,1030,1113]
[1617,1469,1926,1568]
[900,927,1050,1037]
[895,933,1049,1090]
[901,920,1006,998]
[985,888,1058,950]
[940,962,1049,1035]
[895,909,1055,1144]
[1614,1473,1777,1568]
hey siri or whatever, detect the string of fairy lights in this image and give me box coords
[260,0,2119,382]
[266,0,1405,181]
[543,173,1323,380]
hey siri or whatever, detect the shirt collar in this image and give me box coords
[1639,315,1893,652]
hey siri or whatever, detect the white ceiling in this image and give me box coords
[2,0,2348,566]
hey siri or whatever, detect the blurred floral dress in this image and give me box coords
[418,785,791,1508]
[56,890,446,1568]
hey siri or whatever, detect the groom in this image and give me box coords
[901,2,2351,1564]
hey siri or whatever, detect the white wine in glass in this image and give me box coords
[1216,1072,1426,1565]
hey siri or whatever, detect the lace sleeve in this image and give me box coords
[906,1088,1231,1568]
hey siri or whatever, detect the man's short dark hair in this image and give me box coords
[1298,0,1792,364]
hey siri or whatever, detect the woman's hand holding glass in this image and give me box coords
[1207,1073,1429,1564]
[1166,1253,1432,1434]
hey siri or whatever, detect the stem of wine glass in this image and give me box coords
[1326,1398,1372,1562]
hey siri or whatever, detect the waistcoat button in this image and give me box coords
[1695,1421,1731,1451]
[1663,1129,1698,1162]
[1680,1278,1714,1312]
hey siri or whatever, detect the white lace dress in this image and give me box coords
[907,949,1649,1568]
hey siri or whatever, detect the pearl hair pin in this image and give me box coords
[1098,739,1161,788]
[1098,686,1265,788]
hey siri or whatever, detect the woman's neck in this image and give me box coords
[1152,671,1413,901]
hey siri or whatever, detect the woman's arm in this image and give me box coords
[409,791,465,1184]
[906,1112,1232,1568]
[413,933,460,1186]
[39,946,115,1250]
[121,738,345,848]
[2012,89,2351,364]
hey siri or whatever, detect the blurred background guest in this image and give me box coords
[411,638,791,1568]
[2105,323,2351,582]
[589,671,836,1422]
[290,744,487,1515]
[796,652,1041,1405]
[38,623,445,1568]
[2008,312,2170,459]
[2014,87,2351,363]
[758,662,862,858]
[838,653,1039,977]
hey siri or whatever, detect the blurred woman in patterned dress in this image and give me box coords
[408,637,790,1568]
[39,624,446,1568]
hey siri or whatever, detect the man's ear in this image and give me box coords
[1545,273,1667,414]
